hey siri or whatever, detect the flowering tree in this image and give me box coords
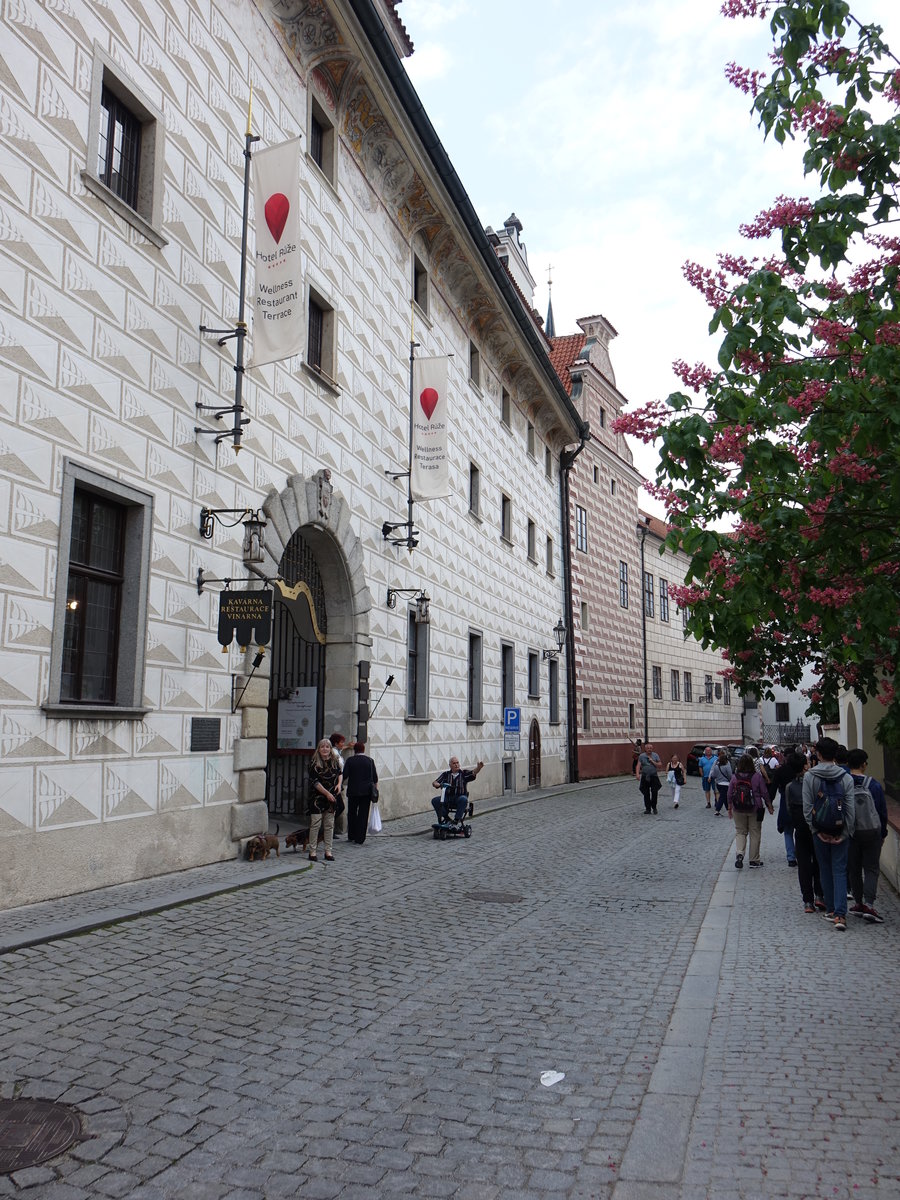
[614,0,900,739]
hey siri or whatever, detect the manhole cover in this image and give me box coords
[0,1099,83,1173]
[464,890,524,904]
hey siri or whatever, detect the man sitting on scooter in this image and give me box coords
[431,756,484,823]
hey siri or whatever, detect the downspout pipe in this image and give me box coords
[638,518,650,744]
[560,425,590,783]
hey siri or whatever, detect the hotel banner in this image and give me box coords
[410,356,449,500]
[250,138,303,367]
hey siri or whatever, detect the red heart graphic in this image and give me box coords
[420,387,439,420]
[264,193,290,244]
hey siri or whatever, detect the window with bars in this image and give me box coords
[306,288,336,383]
[705,674,714,704]
[652,665,662,699]
[98,87,141,210]
[724,678,732,705]
[659,578,669,622]
[644,571,655,618]
[670,669,680,702]
[575,505,588,552]
[619,561,628,608]
[684,672,693,703]
[406,610,429,719]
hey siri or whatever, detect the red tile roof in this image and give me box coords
[548,334,587,395]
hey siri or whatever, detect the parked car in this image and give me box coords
[686,743,721,775]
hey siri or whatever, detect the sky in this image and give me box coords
[397,0,889,511]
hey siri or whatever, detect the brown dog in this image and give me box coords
[246,832,280,860]
[284,830,309,853]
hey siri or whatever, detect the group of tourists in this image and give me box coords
[692,737,889,931]
[306,732,379,861]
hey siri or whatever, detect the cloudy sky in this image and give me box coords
[397,0,887,505]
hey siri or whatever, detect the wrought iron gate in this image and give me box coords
[266,532,327,821]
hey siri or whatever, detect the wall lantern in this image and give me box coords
[542,618,567,659]
[386,586,430,623]
[198,507,267,565]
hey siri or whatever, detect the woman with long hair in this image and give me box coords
[307,737,343,862]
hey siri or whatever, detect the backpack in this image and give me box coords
[810,774,845,834]
[732,774,755,812]
[852,775,880,834]
[640,754,658,778]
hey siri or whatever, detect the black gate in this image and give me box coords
[266,532,327,821]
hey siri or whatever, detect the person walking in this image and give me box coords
[699,746,717,808]
[727,752,773,869]
[708,748,733,816]
[802,737,855,931]
[847,747,888,924]
[666,753,685,808]
[343,741,379,845]
[784,753,825,913]
[638,743,662,814]
[307,737,343,862]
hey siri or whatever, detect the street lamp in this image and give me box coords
[386,586,430,623]
[542,618,567,660]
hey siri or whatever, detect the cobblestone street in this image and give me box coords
[1,778,898,1199]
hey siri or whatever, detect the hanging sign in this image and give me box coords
[410,355,450,500]
[250,137,303,367]
[217,590,273,649]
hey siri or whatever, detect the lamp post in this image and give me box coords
[638,516,650,744]
[542,618,567,660]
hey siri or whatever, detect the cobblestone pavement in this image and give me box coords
[1,778,898,1199]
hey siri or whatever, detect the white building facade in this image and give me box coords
[0,0,583,906]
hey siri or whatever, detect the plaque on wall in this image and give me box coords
[190,717,221,752]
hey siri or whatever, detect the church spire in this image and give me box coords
[545,264,556,338]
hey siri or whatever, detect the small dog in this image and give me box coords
[284,829,309,853]
[246,827,280,860]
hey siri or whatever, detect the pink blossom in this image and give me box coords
[787,379,830,417]
[611,399,670,443]
[811,318,854,352]
[829,451,878,482]
[740,196,815,240]
[673,359,715,393]
[807,582,864,607]
[725,61,767,96]
[886,70,900,106]
[875,322,900,346]
[721,0,764,18]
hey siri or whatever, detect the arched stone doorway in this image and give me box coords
[228,471,371,846]
[528,718,541,787]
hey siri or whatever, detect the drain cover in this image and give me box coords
[464,890,524,904]
[0,1099,83,1173]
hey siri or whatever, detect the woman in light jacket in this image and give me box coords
[727,753,773,869]
[708,748,733,816]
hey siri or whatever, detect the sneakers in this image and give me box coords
[822,910,835,921]
[814,897,827,911]
[787,858,797,867]
[849,902,867,917]
[834,915,847,931]
[673,800,679,808]
[735,854,744,869]
[748,860,763,868]
[706,801,711,809]
[863,905,885,924]
[804,902,816,914]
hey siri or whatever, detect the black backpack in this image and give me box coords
[732,774,755,812]
[810,774,845,834]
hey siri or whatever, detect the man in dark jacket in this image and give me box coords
[343,741,378,845]
[802,737,855,930]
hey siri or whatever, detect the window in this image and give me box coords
[83,47,165,245]
[306,287,336,384]
[528,651,539,698]
[575,505,588,553]
[406,610,429,719]
[501,387,511,427]
[582,696,591,731]
[683,672,692,703]
[619,561,628,608]
[775,701,790,722]
[500,493,512,542]
[671,669,680,701]
[308,96,336,185]
[644,572,655,618]
[724,678,732,706]
[527,423,536,458]
[580,601,589,631]
[705,674,714,704]
[598,408,605,427]
[526,519,536,562]
[413,252,429,316]
[47,461,153,715]
[469,340,481,388]
[546,534,554,576]
[652,666,662,700]
[659,579,669,623]
[629,702,635,730]
[593,465,599,484]
[549,658,560,724]
[545,446,553,478]
[468,462,480,517]
[468,631,483,721]
[611,479,616,495]
[501,642,514,710]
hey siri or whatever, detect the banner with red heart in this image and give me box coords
[411,357,449,501]
[264,193,290,244]
[251,138,303,367]
[419,386,439,421]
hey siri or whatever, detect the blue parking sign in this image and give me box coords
[503,707,520,733]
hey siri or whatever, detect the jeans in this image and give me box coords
[813,835,850,917]
[715,783,729,813]
[432,793,467,823]
[783,829,796,863]
[848,830,882,906]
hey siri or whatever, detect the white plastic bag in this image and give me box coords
[367,803,382,834]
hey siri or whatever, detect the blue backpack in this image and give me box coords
[810,775,845,834]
